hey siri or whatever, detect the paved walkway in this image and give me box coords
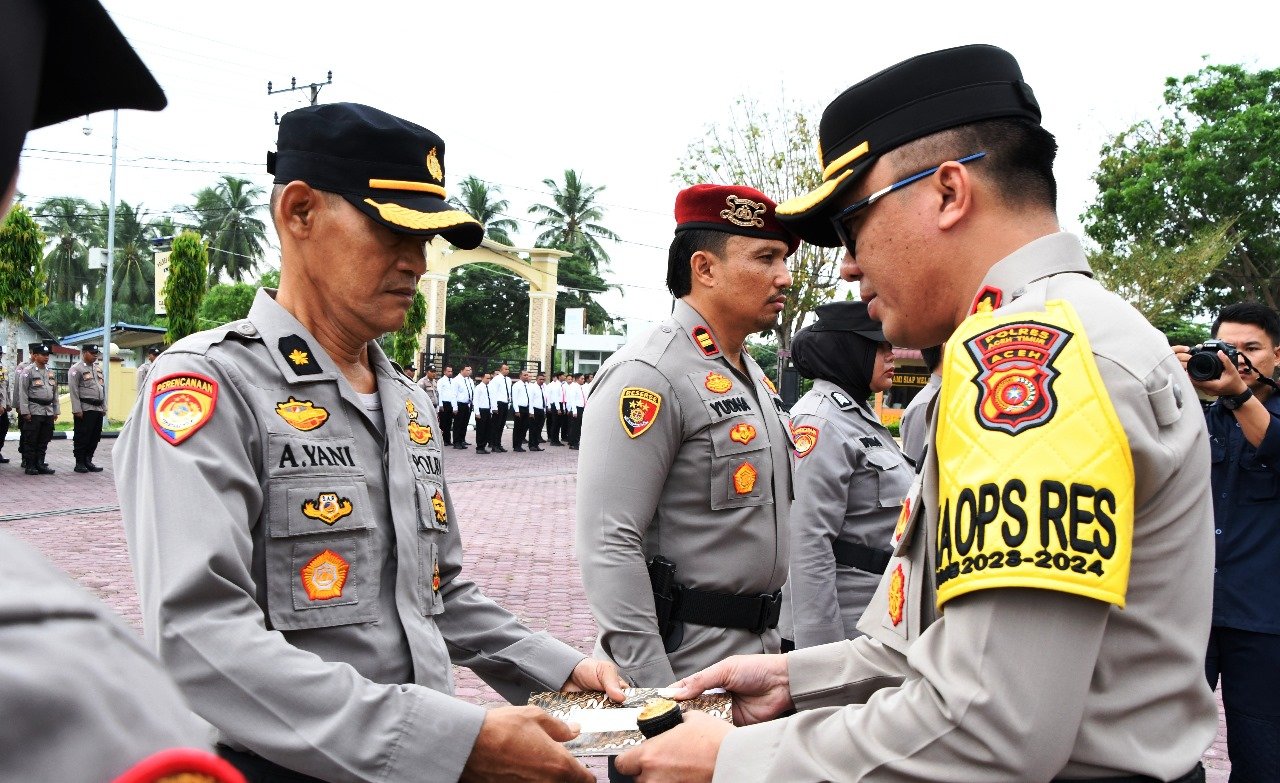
[0,434,1230,781]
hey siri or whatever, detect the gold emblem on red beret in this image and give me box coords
[720,195,766,228]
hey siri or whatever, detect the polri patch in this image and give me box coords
[704,371,733,394]
[732,461,758,494]
[691,325,719,357]
[300,549,349,601]
[729,422,757,445]
[964,320,1072,435]
[150,373,219,446]
[301,492,354,525]
[791,424,818,457]
[275,397,329,431]
[620,387,662,438]
[279,335,322,375]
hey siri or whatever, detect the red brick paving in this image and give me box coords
[0,433,1230,781]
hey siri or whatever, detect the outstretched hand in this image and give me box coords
[665,654,793,726]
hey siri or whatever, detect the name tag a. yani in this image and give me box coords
[529,688,732,756]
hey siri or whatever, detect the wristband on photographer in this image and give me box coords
[1220,387,1254,411]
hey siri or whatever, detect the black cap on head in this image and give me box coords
[777,44,1041,247]
[146,346,161,357]
[1,0,167,191]
[29,342,52,355]
[808,300,885,342]
[268,102,484,249]
[82,343,100,354]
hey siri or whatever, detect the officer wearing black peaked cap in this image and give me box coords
[117,101,627,783]
[1,2,247,781]
[619,44,1215,783]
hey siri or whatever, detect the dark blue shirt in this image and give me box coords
[1206,392,1280,633]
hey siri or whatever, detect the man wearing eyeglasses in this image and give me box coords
[617,44,1216,783]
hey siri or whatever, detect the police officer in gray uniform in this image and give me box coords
[116,102,623,783]
[784,301,911,648]
[18,342,59,475]
[69,342,107,472]
[0,346,11,464]
[136,345,160,393]
[619,45,1215,783]
[577,183,798,689]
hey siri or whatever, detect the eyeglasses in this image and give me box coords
[830,151,986,257]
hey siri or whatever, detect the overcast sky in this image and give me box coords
[18,0,1280,327]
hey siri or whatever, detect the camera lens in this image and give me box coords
[1187,351,1224,381]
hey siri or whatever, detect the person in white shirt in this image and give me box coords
[450,366,474,449]
[473,371,492,455]
[489,363,511,453]
[511,369,532,452]
[566,373,586,450]
[529,372,547,452]
[437,365,457,446]
[545,372,565,446]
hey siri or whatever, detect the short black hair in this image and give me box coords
[890,118,1059,212]
[1212,302,1280,346]
[667,229,729,298]
[921,344,944,372]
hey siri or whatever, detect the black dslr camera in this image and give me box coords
[1187,340,1242,381]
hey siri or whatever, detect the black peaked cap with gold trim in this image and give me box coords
[809,300,885,342]
[2,0,167,189]
[268,103,483,249]
[777,44,1041,247]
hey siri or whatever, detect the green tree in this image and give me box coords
[449,176,518,245]
[191,175,267,285]
[390,290,427,370]
[258,268,280,289]
[36,196,94,304]
[444,264,528,359]
[0,205,47,377]
[676,95,841,353]
[199,282,257,327]
[1085,62,1280,312]
[164,231,208,343]
[89,200,160,309]
[554,252,615,333]
[528,169,620,271]
[1089,222,1235,323]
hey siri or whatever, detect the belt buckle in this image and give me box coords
[750,591,782,635]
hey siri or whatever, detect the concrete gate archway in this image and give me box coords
[417,236,571,371]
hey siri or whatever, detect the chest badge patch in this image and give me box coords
[432,561,442,593]
[761,375,778,395]
[892,496,911,545]
[620,387,662,438]
[888,563,906,627]
[691,325,719,357]
[301,549,350,601]
[705,371,733,394]
[964,320,1073,435]
[150,373,219,446]
[790,424,819,457]
[275,397,329,431]
[431,489,448,528]
[301,492,354,525]
[729,422,757,445]
[405,400,434,445]
[732,461,758,494]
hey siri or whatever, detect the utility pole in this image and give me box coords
[101,109,118,411]
[268,71,332,124]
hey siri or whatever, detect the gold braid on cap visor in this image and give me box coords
[362,199,481,231]
[775,140,869,216]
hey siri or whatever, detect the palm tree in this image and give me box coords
[448,176,519,245]
[90,200,160,310]
[527,169,620,271]
[36,196,94,304]
[190,175,267,285]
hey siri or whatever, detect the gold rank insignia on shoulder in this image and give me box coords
[790,424,818,457]
[729,422,757,445]
[704,371,733,394]
[301,549,350,601]
[278,335,323,376]
[732,461,758,494]
[887,563,906,627]
[426,147,444,182]
[301,492,354,525]
[720,194,766,228]
[275,397,330,431]
[691,325,719,357]
[620,386,662,438]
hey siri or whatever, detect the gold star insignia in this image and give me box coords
[288,349,310,366]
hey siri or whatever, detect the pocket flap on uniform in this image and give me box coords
[1146,373,1182,428]
[864,445,900,471]
[709,417,769,457]
[416,480,449,532]
[270,481,374,538]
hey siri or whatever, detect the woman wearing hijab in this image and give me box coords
[784,300,913,648]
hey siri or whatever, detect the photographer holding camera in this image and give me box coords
[1174,302,1280,782]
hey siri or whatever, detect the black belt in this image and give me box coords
[671,586,782,634]
[1055,763,1203,783]
[80,398,102,406]
[217,746,325,783]
[833,540,892,575]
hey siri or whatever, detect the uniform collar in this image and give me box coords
[969,232,1092,314]
[673,299,725,361]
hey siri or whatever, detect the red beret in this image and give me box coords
[674,184,801,256]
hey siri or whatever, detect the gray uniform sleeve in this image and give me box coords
[16,371,30,415]
[787,412,855,648]
[715,589,1109,782]
[576,362,683,686]
[117,353,491,783]
[69,364,83,413]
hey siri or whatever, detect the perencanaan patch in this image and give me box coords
[732,461,758,494]
[150,373,219,446]
[301,492,354,525]
[300,549,350,601]
[729,422,757,445]
[620,387,662,438]
[964,320,1072,435]
[275,397,330,431]
[704,371,733,394]
[790,424,819,457]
